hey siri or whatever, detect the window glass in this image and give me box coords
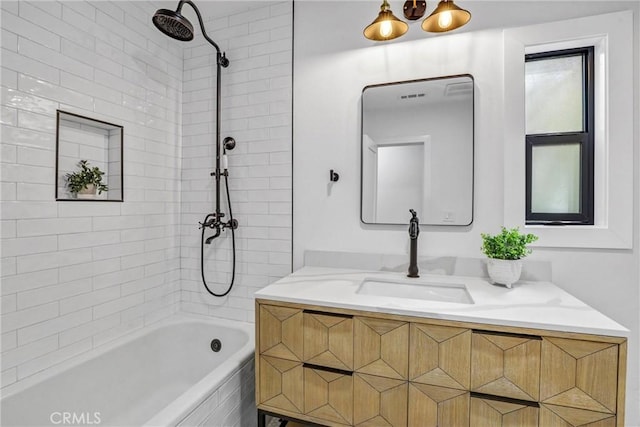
[525,55,583,134]
[531,144,581,213]
[525,47,593,225]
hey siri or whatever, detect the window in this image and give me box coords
[524,47,594,225]
[504,11,633,249]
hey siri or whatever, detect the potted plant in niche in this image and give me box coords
[65,160,108,199]
[481,227,538,288]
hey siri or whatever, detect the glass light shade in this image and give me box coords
[421,0,471,33]
[364,9,409,41]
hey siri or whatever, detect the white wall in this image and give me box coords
[180,2,293,322]
[294,9,504,260]
[293,1,639,423]
[1,0,183,388]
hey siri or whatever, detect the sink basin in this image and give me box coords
[357,278,474,304]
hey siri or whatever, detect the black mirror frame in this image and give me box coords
[359,74,475,226]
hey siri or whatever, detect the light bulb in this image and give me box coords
[379,20,393,37]
[438,10,452,28]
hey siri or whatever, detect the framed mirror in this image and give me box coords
[361,75,474,225]
[55,110,123,202]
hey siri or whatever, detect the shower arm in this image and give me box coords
[176,0,224,58]
[177,0,229,224]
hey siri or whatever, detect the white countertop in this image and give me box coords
[255,266,629,338]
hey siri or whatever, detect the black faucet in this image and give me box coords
[408,209,420,278]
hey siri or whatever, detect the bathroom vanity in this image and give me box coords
[254,267,628,427]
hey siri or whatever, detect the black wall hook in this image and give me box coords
[329,169,339,182]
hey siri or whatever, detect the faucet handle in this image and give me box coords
[409,209,419,238]
[408,209,420,277]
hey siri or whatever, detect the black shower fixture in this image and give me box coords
[153,0,237,298]
[223,136,236,151]
[153,1,229,67]
[152,8,194,41]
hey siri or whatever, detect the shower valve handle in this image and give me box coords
[223,219,239,230]
[199,213,225,229]
[199,219,214,229]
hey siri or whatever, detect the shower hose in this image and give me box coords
[200,174,236,297]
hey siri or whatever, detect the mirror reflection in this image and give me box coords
[361,75,474,225]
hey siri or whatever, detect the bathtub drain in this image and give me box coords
[210,339,222,352]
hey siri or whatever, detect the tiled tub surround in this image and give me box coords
[1,1,184,388]
[180,2,293,321]
[1,0,293,393]
[1,314,256,427]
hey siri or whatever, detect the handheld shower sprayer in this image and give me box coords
[221,136,235,171]
[203,135,238,245]
[202,135,237,242]
[154,0,237,298]
[223,136,236,151]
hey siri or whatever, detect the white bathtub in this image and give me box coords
[1,314,256,427]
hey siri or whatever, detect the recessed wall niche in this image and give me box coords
[55,110,123,201]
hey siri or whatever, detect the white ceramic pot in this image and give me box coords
[486,258,522,289]
[76,184,96,199]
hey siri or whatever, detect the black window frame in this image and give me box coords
[525,46,595,225]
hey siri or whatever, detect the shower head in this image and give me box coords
[152,0,227,63]
[152,8,194,41]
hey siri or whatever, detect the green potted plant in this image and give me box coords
[65,160,108,199]
[481,227,538,288]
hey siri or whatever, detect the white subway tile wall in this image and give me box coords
[1,1,184,387]
[180,2,292,321]
[177,358,256,427]
[1,0,292,393]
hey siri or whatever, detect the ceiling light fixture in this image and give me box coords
[363,0,409,41]
[421,0,471,33]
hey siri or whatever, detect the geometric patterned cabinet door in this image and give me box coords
[304,367,353,425]
[539,404,617,427]
[256,301,627,427]
[259,356,304,415]
[259,304,303,361]
[304,312,353,371]
[354,317,409,380]
[471,332,541,401]
[353,373,408,427]
[470,396,539,427]
[540,338,618,414]
[410,323,471,390]
[408,383,470,427]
